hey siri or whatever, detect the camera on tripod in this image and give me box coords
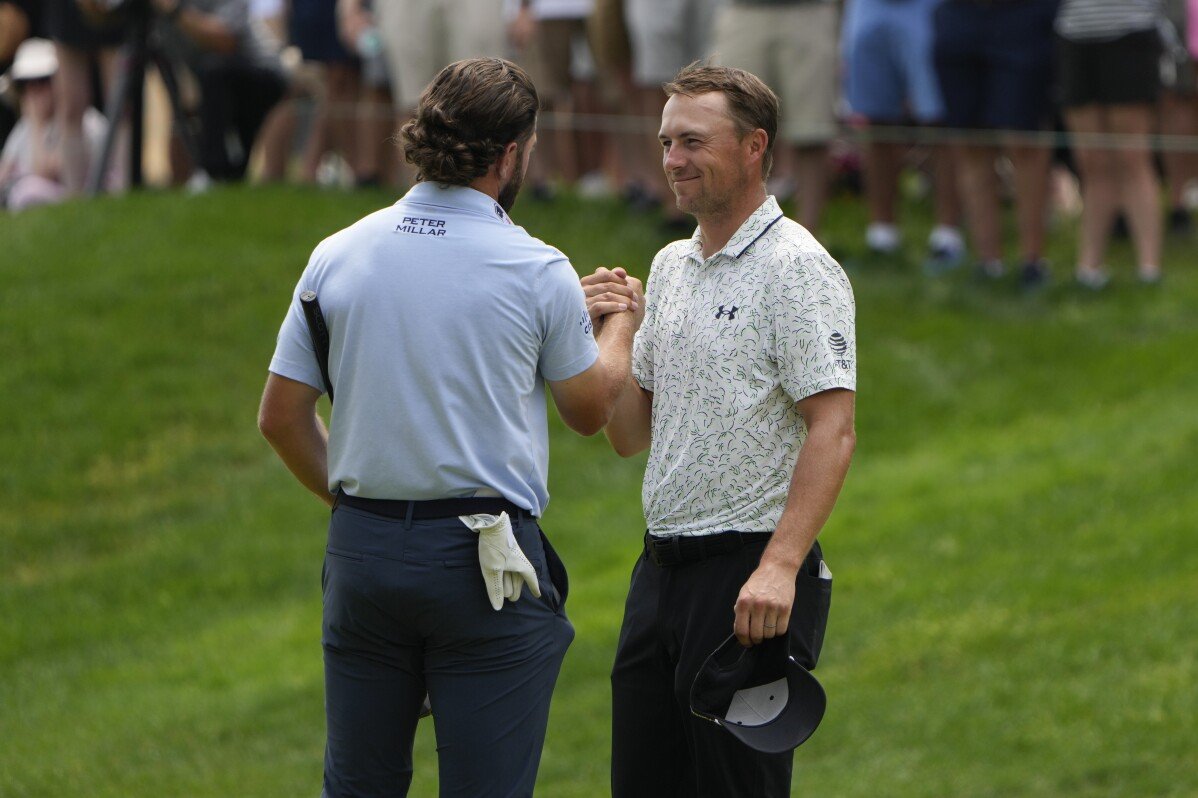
[84,0,203,194]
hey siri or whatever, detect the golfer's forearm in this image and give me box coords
[762,426,855,571]
[594,311,636,409]
[262,416,334,507]
[604,377,651,456]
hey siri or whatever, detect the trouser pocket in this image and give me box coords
[538,529,569,612]
[789,546,832,670]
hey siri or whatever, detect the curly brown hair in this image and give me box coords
[400,58,539,185]
[664,62,779,180]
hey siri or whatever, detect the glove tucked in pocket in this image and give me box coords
[459,512,542,611]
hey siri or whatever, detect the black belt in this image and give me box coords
[644,530,772,567]
[335,491,532,521]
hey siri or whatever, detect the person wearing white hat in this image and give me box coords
[0,37,106,209]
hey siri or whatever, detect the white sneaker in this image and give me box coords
[927,224,965,253]
[1075,267,1111,290]
[865,223,901,254]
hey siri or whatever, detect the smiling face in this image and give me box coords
[659,91,762,221]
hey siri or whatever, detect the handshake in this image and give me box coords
[581,267,645,337]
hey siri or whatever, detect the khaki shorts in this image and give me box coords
[589,0,631,74]
[375,0,507,109]
[520,17,591,102]
[625,0,724,87]
[712,2,839,144]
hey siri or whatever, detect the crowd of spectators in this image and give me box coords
[0,0,1191,286]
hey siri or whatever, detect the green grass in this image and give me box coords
[2,184,1196,797]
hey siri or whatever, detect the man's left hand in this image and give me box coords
[733,560,797,646]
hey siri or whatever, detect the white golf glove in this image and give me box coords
[458,512,542,611]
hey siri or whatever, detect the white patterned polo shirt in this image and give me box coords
[632,196,856,537]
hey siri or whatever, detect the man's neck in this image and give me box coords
[467,173,502,203]
[696,187,768,260]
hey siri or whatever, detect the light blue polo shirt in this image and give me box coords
[269,182,598,515]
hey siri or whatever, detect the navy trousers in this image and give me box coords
[320,504,574,798]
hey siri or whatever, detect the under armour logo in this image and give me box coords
[715,305,738,320]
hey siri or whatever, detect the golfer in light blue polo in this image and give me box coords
[258,58,643,797]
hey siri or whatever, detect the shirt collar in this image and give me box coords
[687,196,785,263]
[400,181,514,225]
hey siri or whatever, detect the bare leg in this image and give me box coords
[1007,140,1051,262]
[634,85,668,203]
[1065,105,1118,279]
[325,62,360,178]
[254,98,297,182]
[604,68,638,194]
[792,143,828,232]
[862,138,902,252]
[863,139,899,225]
[931,144,961,230]
[1159,90,1198,211]
[299,64,330,183]
[1108,103,1162,279]
[356,84,393,184]
[954,143,1003,264]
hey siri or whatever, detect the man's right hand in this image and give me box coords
[582,267,644,336]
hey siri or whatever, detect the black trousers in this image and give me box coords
[611,537,829,798]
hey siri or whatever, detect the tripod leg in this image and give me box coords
[87,43,138,197]
[151,51,206,181]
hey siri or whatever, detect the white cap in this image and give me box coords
[11,38,58,82]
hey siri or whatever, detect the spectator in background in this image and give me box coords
[933,0,1059,288]
[154,0,288,181]
[373,0,506,183]
[1,0,40,146]
[1057,0,1164,287]
[1160,0,1196,234]
[623,0,723,220]
[288,0,365,183]
[712,0,838,232]
[508,0,595,198]
[46,0,123,193]
[586,0,638,196]
[336,0,392,186]
[842,0,965,271]
[1,37,105,209]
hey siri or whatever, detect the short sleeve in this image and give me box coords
[774,250,857,401]
[631,254,663,392]
[537,258,599,381]
[268,273,326,392]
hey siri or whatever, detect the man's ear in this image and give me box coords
[745,128,768,166]
[498,140,520,180]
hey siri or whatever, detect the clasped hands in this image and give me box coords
[581,267,645,336]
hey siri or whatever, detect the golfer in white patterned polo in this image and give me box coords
[582,63,857,796]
